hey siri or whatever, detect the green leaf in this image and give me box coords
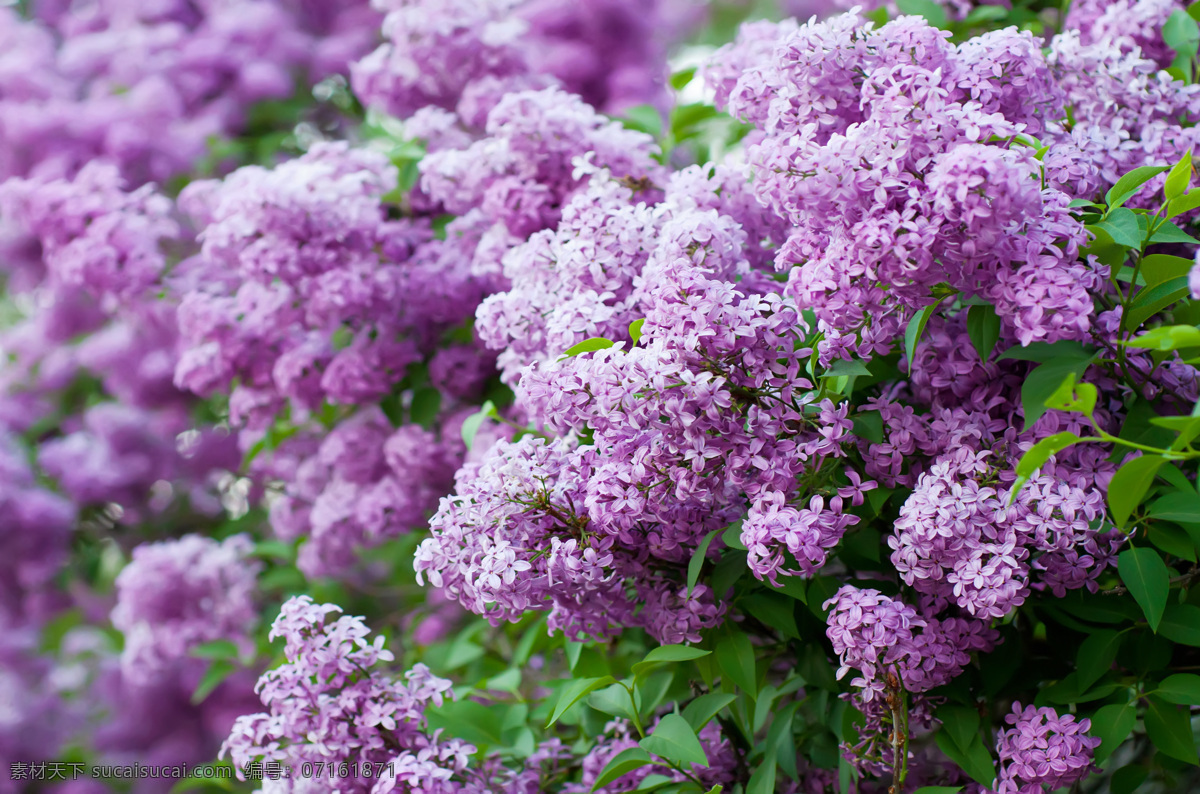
[563,337,617,357]
[1145,695,1199,764]
[851,410,884,444]
[1166,9,1200,55]
[745,752,777,794]
[687,528,721,598]
[935,731,996,788]
[999,340,1093,363]
[1108,455,1166,528]
[682,692,737,732]
[966,303,1002,361]
[1166,151,1194,200]
[1126,324,1200,351]
[741,592,800,640]
[622,105,663,138]
[1076,630,1123,689]
[1106,166,1171,210]
[633,646,711,680]
[1159,603,1200,646]
[938,705,980,753]
[1148,490,1200,521]
[191,660,236,704]
[1118,547,1171,632]
[1168,189,1200,219]
[1020,355,1095,428]
[1011,432,1083,496]
[1159,673,1200,705]
[825,358,872,378]
[1091,701,1138,762]
[715,628,757,699]
[592,747,654,791]
[962,4,1006,23]
[1092,208,1144,248]
[1043,372,1098,416]
[1126,277,1191,330]
[720,520,746,550]
[189,639,241,661]
[1111,765,1149,794]
[1141,254,1196,287]
[639,713,709,768]
[1149,219,1200,244]
[896,0,948,26]
[904,297,951,368]
[548,676,617,726]
[669,67,697,91]
[461,400,497,450]
[629,318,646,346]
[409,386,442,429]
[589,683,639,721]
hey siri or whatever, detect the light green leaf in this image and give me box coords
[1141,254,1195,287]
[563,337,617,357]
[1118,547,1171,632]
[1092,209,1144,248]
[191,660,236,705]
[1011,432,1083,497]
[1166,151,1194,200]
[1106,166,1170,210]
[548,676,617,726]
[189,640,241,661]
[592,748,654,791]
[461,400,497,450]
[629,318,646,346]
[682,692,737,732]
[633,646,711,680]
[639,714,709,768]
[1126,325,1200,351]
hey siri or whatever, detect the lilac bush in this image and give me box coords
[3,0,1200,793]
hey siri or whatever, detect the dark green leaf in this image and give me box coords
[935,732,996,788]
[1159,603,1200,646]
[716,628,757,699]
[639,713,709,768]
[938,705,980,753]
[1148,490,1200,521]
[966,303,1002,361]
[1118,548,1171,632]
[1145,695,1199,764]
[1158,673,1200,704]
[1126,277,1190,330]
[687,528,721,598]
[1076,630,1123,689]
[409,386,442,429]
[1091,701,1138,762]
[904,297,951,369]
[1110,765,1149,794]
[745,752,777,794]
[1108,455,1166,528]
[999,340,1093,363]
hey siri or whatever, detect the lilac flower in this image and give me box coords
[994,703,1100,793]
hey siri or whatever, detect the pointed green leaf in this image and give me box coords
[1091,701,1137,762]
[639,713,709,768]
[1159,603,1200,646]
[563,337,617,357]
[191,660,236,705]
[687,528,721,598]
[1118,548,1171,632]
[904,297,951,369]
[592,747,654,791]
[1166,151,1194,200]
[682,692,737,733]
[548,676,617,726]
[628,318,646,346]
[1108,455,1166,528]
[633,645,711,680]
[1158,673,1200,705]
[1145,695,1199,765]
[1076,630,1123,690]
[715,629,757,699]
[1106,166,1170,210]
[966,303,1002,361]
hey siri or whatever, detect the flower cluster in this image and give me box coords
[994,704,1101,793]
[111,534,261,682]
[224,596,472,794]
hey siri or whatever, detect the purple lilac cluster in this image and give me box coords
[224,596,474,794]
[709,12,1101,358]
[0,0,379,185]
[111,534,261,682]
[266,408,464,578]
[992,704,1100,794]
[351,0,694,125]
